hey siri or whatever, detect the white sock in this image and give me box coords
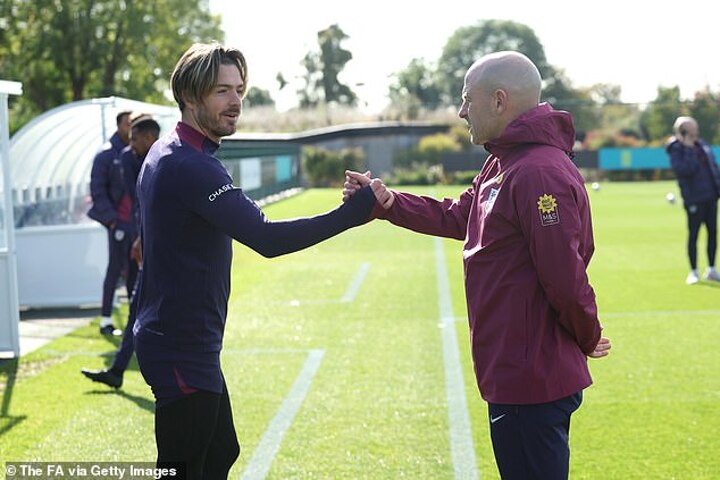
[100,316,113,327]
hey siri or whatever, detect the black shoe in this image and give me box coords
[81,368,123,389]
[99,324,122,336]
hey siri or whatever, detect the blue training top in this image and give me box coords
[134,122,375,355]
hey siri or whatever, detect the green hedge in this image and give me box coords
[302,146,365,187]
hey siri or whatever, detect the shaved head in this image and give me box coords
[466,51,541,114]
[459,51,542,145]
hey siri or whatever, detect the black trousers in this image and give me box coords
[101,223,137,317]
[488,392,582,480]
[110,272,140,375]
[155,381,240,480]
[685,199,718,269]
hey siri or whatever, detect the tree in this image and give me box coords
[639,86,686,144]
[244,86,275,108]
[588,83,623,105]
[297,24,357,108]
[583,84,643,149]
[388,58,442,118]
[2,0,223,131]
[541,66,600,136]
[689,88,720,144]
[435,20,550,106]
[298,50,323,108]
[430,20,601,139]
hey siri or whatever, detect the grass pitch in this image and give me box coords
[1,180,718,479]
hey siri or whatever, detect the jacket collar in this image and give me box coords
[175,122,220,155]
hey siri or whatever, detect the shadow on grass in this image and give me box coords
[19,305,123,350]
[0,358,27,435]
[20,306,101,321]
[85,389,155,414]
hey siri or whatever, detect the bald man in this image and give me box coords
[344,51,611,479]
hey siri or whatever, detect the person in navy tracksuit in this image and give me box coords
[87,110,134,335]
[133,43,390,478]
[82,115,160,389]
[667,116,720,284]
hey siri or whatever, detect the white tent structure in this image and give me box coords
[9,97,178,308]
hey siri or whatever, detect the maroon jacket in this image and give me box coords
[376,103,601,404]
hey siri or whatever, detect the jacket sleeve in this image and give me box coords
[706,146,720,195]
[121,150,142,231]
[87,150,117,226]
[668,141,700,178]
[514,165,601,355]
[178,155,377,258]
[374,181,476,241]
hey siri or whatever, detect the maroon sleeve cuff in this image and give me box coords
[369,195,393,220]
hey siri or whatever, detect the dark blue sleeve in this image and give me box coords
[178,155,376,258]
[668,141,700,178]
[87,149,116,225]
[121,150,142,230]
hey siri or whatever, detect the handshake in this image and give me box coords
[342,170,394,209]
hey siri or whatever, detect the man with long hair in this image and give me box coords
[134,43,391,478]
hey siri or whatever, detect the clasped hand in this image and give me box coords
[343,170,394,209]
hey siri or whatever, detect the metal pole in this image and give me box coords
[0,80,23,356]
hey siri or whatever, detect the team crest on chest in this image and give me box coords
[537,194,560,226]
[485,188,500,209]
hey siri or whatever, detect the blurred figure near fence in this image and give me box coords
[667,116,720,284]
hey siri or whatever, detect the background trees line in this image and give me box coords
[0,0,223,132]
[2,2,719,145]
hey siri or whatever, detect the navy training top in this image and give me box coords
[87,132,127,226]
[134,122,375,354]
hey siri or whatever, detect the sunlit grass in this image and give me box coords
[0,181,718,478]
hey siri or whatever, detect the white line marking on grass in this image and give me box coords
[341,262,371,303]
[267,262,371,306]
[223,348,314,355]
[602,309,720,318]
[434,237,479,480]
[241,349,325,480]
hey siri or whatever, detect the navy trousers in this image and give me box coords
[488,392,583,480]
[685,199,718,269]
[101,221,137,317]
[110,272,140,375]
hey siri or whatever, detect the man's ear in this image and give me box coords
[493,89,508,114]
[182,93,197,112]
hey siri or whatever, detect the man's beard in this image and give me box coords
[197,106,238,139]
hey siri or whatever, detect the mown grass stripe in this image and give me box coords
[341,262,371,303]
[434,237,479,480]
[240,349,325,480]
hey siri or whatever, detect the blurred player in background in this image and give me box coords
[667,116,720,284]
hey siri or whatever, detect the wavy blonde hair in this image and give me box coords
[171,42,248,112]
